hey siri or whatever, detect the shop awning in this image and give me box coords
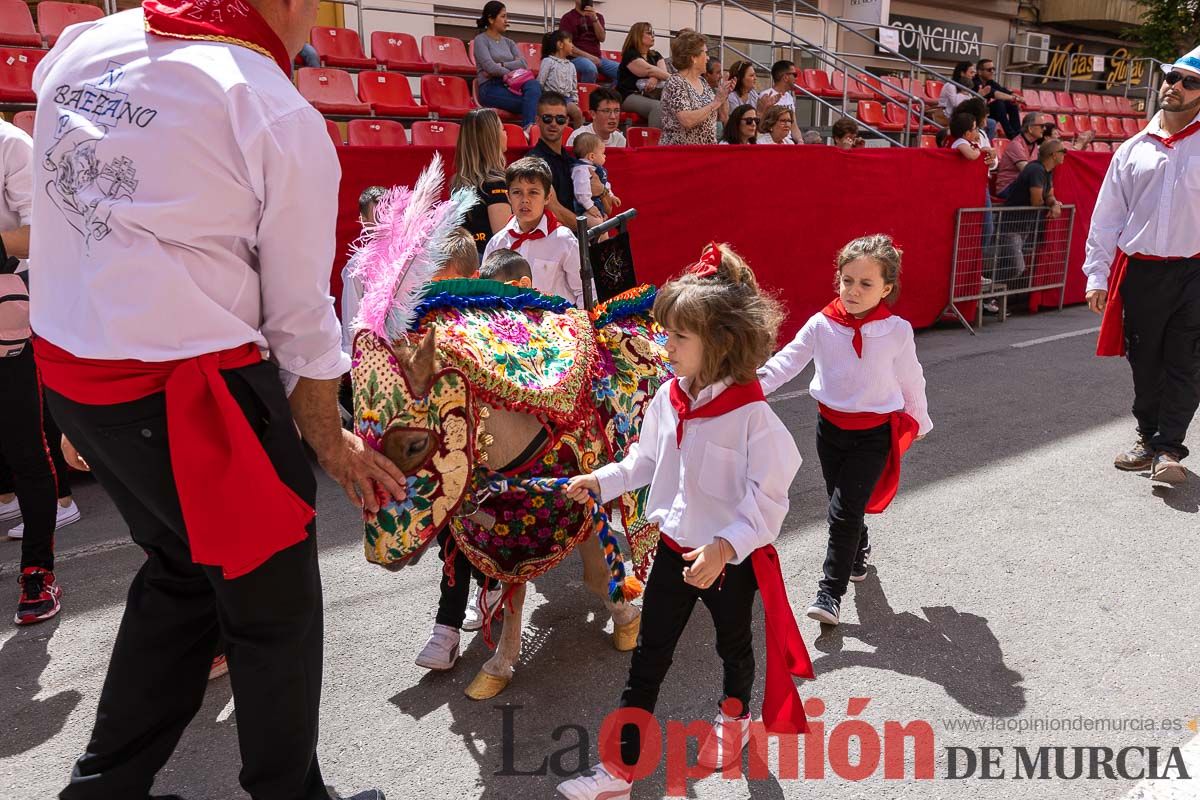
[1039,0,1145,31]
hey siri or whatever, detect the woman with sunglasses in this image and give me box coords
[617,22,670,128]
[474,1,542,129]
[1083,47,1200,486]
[720,104,759,144]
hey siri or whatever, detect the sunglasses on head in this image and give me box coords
[1164,71,1200,90]
[540,114,568,125]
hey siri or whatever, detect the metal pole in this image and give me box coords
[576,215,596,312]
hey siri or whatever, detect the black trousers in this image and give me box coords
[0,345,58,570]
[0,393,72,499]
[435,527,487,629]
[617,542,757,767]
[816,416,891,600]
[48,361,331,800]
[989,99,1022,139]
[1121,257,1200,459]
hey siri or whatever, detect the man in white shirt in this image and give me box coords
[1084,46,1200,485]
[482,157,592,307]
[29,2,402,798]
[756,60,803,144]
[567,86,627,149]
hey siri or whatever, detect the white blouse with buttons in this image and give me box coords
[590,377,801,564]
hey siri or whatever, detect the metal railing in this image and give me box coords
[577,208,638,312]
[943,204,1076,333]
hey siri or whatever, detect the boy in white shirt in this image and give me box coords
[482,157,592,308]
[340,186,385,356]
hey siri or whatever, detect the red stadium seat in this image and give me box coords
[578,82,598,119]
[919,134,938,148]
[528,125,573,146]
[601,49,621,63]
[880,75,909,100]
[516,41,541,73]
[358,71,429,117]
[626,127,661,148]
[502,123,527,149]
[1089,141,1112,152]
[877,103,905,132]
[325,119,344,146]
[803,69,839,98]
[296,68,371,115]
[370,31,432,73]
[856,73,885,100]
[1022,89,1042,111]
[1088,115,1108,137]
[1055,114,1077,137]
[1104,117,1124,139]
[348,119,408,146]
[11,108,32,135]
[422,35,475,76]
[1054,92,1074,113]
[410,120,460,146]
[1121,117,1140,137]
[0,0,41,47]
[1087,94,1106,115]
[1070,92,1090,112]
[310,27,375,69]
[832,70,871,100]
[0,48,45,102]
[420,74,475,119]
[991,138,1008,160]
[1100,95,1119,116]
[856,100,886,129]
[1137,118,1148,131]
[1115,96,1138,117]
[37,2,103,47]
[1073,114,1093,134]
[923,80,945,105]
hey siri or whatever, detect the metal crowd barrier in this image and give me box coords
[943,204,1076,334]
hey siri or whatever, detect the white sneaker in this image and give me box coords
[8,501,81,540]
[0,497,19,522]
[696,710,752,771]
[462,585,504,632]
[556,763,632,800]
[414,623,460,670]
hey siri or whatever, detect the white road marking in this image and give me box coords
[1011,326,1100,349]
[768,388,809,404]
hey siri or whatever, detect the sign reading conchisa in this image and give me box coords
[878,14,983,60]
[1035,39,1150,92]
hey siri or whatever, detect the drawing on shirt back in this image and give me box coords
[42,60,144,248]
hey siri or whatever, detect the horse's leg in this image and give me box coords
[464,582,526,700]
[578,534,641,651]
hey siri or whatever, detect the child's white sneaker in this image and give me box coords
[556,763,632,800]
[414,623,460,670]
[8,500,81,539]
[462,585,504,632]
[696,708,752,771]
[0,496,20,522]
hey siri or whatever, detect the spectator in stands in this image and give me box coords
[948,112,983,161]
[704,58,724,90]
[974,59,1025,140]
[617,22,670,128]
[529,91,582,226]
[453,109,513,255]
[802,130,824,145]
[757,60,803,143]
[572,133,619,224]
[432,228,482,279]
[831,117,863,150]
[559,0,618,84]
[341,185,386,355]
[568,87,627,148]
[298,43,320,69]
[1041,120,1095,150]
[757,104,795,144]
[480,248,533,287]
[720,104,758,144]
[727,61,760,113]
[660,31,731,146]
[539,30,585,128]
[474,1,543,129]
[483,157,590,306]
[940,61,983,132]
[996,112,1048,195]
[954,97,998,171]
[1005,139,1066,218]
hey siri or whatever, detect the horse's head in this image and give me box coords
[379,328,439,475]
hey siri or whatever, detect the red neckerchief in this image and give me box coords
[821,298,892,358]
[143,0,293,76]
[1145,112,1200,149]
[508,214,559,249]
[668,378,765,447]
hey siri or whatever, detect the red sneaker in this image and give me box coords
[14,567,62,626]
[208,654,229,680]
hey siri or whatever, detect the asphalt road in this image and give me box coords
[3,306,1199,800]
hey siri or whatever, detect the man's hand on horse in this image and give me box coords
[1086,289,1107,314]
[566,474,601,503]
[682,538,732,589]
[322,429,408,514]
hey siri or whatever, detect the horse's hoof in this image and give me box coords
[612,616,640,652]
[465,670,511,700]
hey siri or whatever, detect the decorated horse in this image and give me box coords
[348,157,671,699]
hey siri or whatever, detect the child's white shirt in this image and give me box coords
[758,312,933,435]
[481,214,590,307]
[591,377,802,563]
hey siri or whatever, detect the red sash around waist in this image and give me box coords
[818,403,919,514]
[34,338,313,579]
[1096,251,1200,358]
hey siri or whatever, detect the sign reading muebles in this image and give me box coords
[881,14,983,60]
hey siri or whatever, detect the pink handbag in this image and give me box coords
[0,272,30,358]
[504,68,535,96]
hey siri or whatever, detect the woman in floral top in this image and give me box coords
[659,31,731,145]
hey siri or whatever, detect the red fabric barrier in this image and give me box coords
[337,145,1108,338]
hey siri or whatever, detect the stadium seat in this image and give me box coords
[410,120,460,146]
[0,0,41,47]
[420,74,475,119]
[803,69,839,98]
[1090,141,1112,152]
[358,71,429,117]
[296,68,371,115]
[832,70,872,100]
[991,138,1008,159]
[370,31,433,73]
[528,125,573,145]
[516,41,541,73]
[602,50,621,63]
[326,119,344,146]
[626,127,661,148]
[578,82,598,120]
[348,119,408,146]
[1073,114,1093,135]
[422,35,475,76]
[1055,114,1077,137]
[1087,94,1106,115]
[502,123,527,149]
[1022,89,1042,111]
[880,75,909,100]
[1102,117,1123,139]
[11,108,32,135]
[876,103,905,132]
[1089,115,1108,137]
[0,48,45,102]
[923,80,945,105]
[1137,118,1148,131]
[1070,92,1090,113]
[1054,92,1074,114]
[1121,117,1140,137]
[919,134,938,148]
[310,26,375,69]
[38,2,103,47]
[1101,95,1119,116]
[1114,96,1138,117]
[856,100,886,129]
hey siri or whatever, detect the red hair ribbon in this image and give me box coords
[686,242,723,278]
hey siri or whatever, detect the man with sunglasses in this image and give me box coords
[996,112,1049,195]
[529,91,582,227]
[1085,46,1200,485]
[974,59,1025,139]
